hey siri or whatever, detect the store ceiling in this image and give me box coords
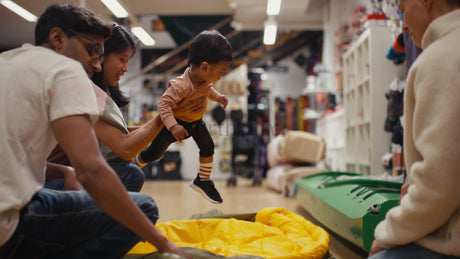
[0,0,325,50]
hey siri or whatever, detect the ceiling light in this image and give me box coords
[266,0,281,15]
[101,0,128,18]
[131,27,155,46]
[230,20,242,31]
[1,0,37,22]
[263,20,277,45]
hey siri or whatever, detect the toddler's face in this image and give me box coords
[204,61,231,83]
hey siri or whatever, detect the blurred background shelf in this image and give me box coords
[342,26,398,175]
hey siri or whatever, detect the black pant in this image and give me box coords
[140,118,214,163]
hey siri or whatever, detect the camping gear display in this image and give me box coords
[127,208,329,259]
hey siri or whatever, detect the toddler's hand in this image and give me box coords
[170,124,189,142]
[219,95,228,109]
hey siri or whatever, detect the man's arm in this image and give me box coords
[93,115,164,161]
[52,114,190,258]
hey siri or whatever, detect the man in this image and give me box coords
[0,4,191,258]
[369,0,460,258]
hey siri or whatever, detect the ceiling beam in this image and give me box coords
[249,30,322,68]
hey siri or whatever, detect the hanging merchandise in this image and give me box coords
[384,90,404,132]
[301,95,311,132]
[391,143,405,177]
[297,97,306,131]
[383,78,406,178]
[246,70,271,181]
[386,33,406,65]
[228,108,259,187]
[211,105,226,127]
[274,97,285,135]
[384,78,405,133]
[285,97,294,130]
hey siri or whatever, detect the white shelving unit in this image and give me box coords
[316,109,346,171]
[343,26,397,175]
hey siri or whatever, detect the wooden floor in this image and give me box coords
[140,178,368,259]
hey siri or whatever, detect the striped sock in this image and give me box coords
[134,153,147,168]
[199,162,213,181]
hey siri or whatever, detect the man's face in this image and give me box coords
[62,32,105,78]
[398,0,432,48]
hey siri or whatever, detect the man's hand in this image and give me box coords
[170,124,189,142]
[157,240,192,259]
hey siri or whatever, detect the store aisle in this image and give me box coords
[141,178,368,259]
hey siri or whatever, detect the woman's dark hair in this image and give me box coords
[188,30,232,66]
[35,3,111,45]
[92,23,138,108]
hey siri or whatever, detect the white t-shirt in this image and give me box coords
[0,44,100,245]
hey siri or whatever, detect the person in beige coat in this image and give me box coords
[369,0,460,258]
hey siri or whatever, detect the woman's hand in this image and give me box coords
[369,240,385,257]
[62,165,84,190]
[400,181,409,204]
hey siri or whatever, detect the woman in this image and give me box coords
[46,23,164,192]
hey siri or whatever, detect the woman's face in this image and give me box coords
[398,0,431,48]
[102,46,132,86]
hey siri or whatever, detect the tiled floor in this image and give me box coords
[140,178,368,259]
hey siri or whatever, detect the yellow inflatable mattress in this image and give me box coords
[127,208,329,259]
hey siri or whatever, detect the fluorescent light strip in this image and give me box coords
[263,22,277,45]
[131,27,155,46]
[1,0,37,22]
[101,0,128,18]
[266,0,281,15]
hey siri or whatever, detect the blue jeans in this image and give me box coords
[368,243,460,259]
[0,188,159,258]
[45,162,145,192]
[109,162,145,192]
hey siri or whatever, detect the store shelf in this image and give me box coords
[342,26,397,175]
[316,109,346,171]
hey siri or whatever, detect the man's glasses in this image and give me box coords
[67,29,104,62]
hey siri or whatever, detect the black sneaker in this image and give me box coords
[190,175,223,204]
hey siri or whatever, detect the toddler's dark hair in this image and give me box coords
[188,30,232,66]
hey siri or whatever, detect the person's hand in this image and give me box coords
[62,166,83,191]
[399,181,409,204]
[218,95,228,109]
[157,240,192,259]
[369,240,385,257]
[170,124,189,142]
